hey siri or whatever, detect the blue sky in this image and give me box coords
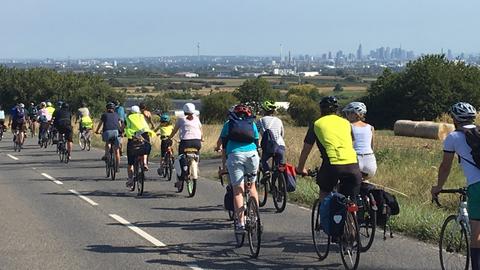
[1,0,479,58]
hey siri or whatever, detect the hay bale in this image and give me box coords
[414,121,440,139]
[394,120,417,137]
[438,123,455,140]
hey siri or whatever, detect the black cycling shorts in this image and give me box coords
[56,125,73,142]
[316,162,362,199]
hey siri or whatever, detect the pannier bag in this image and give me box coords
[224,185,234,211]
[320,192,347,237]
[279,163,296,192]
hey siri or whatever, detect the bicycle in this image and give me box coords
[356,183,378,252]
[256,152,288,213]
[105,137,119,181]
[13,128,23,152]
[308,169,361,270]
[57,133,70,163]
[78,128,91,151]
[433,188,470,270]
[176,147,199,198]
[157,138,174,181]
[129,136,148,196]
[231,172,262,258]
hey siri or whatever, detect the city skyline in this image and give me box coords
[1,0,479,58]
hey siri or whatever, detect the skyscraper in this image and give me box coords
[356,44,363,61]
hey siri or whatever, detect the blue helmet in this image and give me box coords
[160,113,170,122]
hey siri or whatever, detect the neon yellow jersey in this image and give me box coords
[312,115,357,165]
[46,106,55,117]
[158,125,173,138]
[125,113,155,139]
[80,116,94,129]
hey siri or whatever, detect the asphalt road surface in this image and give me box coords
[0,133,442,270]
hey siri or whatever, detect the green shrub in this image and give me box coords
[201,92,238,124]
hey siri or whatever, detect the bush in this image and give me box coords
[287,95,321,126]
[201,92,238,124]
[287,84,323,101]
[143,95,173,113]
[234,77,280,104]
[333,83,344,92]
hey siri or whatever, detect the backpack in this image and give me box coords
[224,185,234,211]
[15,107,25,123]
[280,163,296,192]
[260,118,280,155]
[370,189,400,226]
[461,127,480,169]
[320,192,347,237]
[227,112,255,143]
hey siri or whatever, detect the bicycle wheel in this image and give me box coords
[234,216,245,248]
[176,176,184,193]
[247,197,262,258]
[187,179,197,198]
[110,150,116,181]
[439,215,470,270]
[272,172,287,213]
[311,199,330,260]
[167,157,174,181]
[64,150,70,164]
[340,211,361,270]
[86,137,91,151]
[79,133,86,150]
[136,161,145,196]
[358,196,376,252]
[256,172,268,207]
[105,153,111,178]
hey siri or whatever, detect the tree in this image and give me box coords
[200,92,238,123]
[234,77,280,104]
[286,84,323,101]
[363,54,480,128]
[333,83,344,92]
[287,95,321,126]
[143,95,173,113]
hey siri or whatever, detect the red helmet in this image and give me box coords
[233,104,252,117]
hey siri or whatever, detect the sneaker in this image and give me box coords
[235,224,246,234]
[260,171,271,184]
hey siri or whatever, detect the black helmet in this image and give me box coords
[81,101,87,107]
[106,102,115,110]
[61,103,70,109]
[319,96,339,113]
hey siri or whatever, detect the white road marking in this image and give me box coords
[298,206,310,211]
[7,154,19,160]
[40,173,63,185]
[68,189,99,206]
[187,264,204,270]
[109,214,166,247]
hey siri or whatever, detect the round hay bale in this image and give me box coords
[414,121,440,139]
[438,123,455,140]
[394,120,417,137]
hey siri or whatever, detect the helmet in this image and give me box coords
[233,104,252,117]
[57,101,64,107]
[106,102,115,110]
[81,101,87,107]
[160,113,170,122]
[343,102,367,115]
[30,102,35,106]
[319,96,339,112]
[40,102,46,108]
[131,105,141,113]
[46,101,52,107]
[183,103,196,114]
[261,100,277,112]
[61,103,69,109]
[450,102,477,122]
[19,103,25,108]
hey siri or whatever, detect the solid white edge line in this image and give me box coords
[40,172,63,185]
[109,214,166,247]
[298,206,310,211]
[68,189,99,206]
[187,264,204,270]
[7,154,19,160]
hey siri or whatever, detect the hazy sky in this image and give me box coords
[1,0,479,58]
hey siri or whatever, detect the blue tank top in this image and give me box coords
[352,124,373,155]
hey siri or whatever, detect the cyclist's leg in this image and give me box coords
[101,131,110,159]
[142,133,150,167]
[274,145,286,166]
[65,126,73,154]
[316,163,337,201]
[245,151,260,205]
[160,139,168,162]
[112,131,121,168]
[336,163,362,200]
[126,139,136,186]
[468,182,480,269]
[227,152,247,228]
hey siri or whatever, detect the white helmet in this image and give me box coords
[343,102,367,115]
[46,101,52,107]
[131,105,141,113]
[183,103,195,114]
[19,103,25,108]
[450,102,477,122]
[40,102,46,108]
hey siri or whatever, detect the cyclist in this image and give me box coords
[154,113,174,170]
[257,100,286,179]
[9,103,27,146]
[114,100,126,155]
[124,105,155,189]
[37,102,51,144]
[95,102,121,168]
[27,102,38,136]
[219,104,260,233]
[0,105,5,134]
[76,102,90,132]
[53,103,73,157]
[139,102,155,162]
[296,96,362,201]
[342,102,377,179]
[169,103,203,189]
[45,101,55,117]
[431,102,480,270]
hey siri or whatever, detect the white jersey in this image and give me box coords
[443,125,480,186]
[0,110,5,120]
[257,116,285,147]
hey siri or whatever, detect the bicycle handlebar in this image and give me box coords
[432,187,467,207]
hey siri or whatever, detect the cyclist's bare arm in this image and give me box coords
[432,152,455,196]
[296,142,314,175]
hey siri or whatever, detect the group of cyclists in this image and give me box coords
[1,95,478,269]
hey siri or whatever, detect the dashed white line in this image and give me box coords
[298,206,310,211]
[40,173,63,185]
[7,154,19,160]
[187,264,204,270]
[109,214,166,247]
[68,189,99,206]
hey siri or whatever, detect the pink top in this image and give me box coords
[177,116,202,140]
[39,108,52,121]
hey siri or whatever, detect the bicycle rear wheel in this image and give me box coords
[105,153,111,178]
[167,157,174,181]
[136,161,145,196]
[340,211,361,270]
[256,172,268,207]
[187,179,197,197]
[272,172,287,213]
[110,150,117,180]
[247,197,262,258]
[358,195,376,252]
[64,150,70,164]
[439,215,470,270]
[311,199,330,260]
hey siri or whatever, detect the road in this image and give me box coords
[0,133,441,270]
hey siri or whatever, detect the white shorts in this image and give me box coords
[357,154,377,179]
[227,151,260,186]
